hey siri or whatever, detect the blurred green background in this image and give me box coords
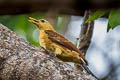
[0,12,68,46]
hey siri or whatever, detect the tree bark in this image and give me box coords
[0,24,96,80]
[78,10,94,55]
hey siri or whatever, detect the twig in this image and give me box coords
[77,10,94,55]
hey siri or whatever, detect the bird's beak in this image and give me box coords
[28,17,39,28]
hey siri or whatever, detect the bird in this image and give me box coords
[28,17,98,79]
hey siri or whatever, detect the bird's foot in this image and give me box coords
[40,46,50,54]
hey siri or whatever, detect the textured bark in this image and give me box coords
[0,24,96,80]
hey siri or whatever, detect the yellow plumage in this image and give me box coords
[28,17,86,64]
[40,29,83,63]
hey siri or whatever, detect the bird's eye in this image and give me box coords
[41,19,45,23]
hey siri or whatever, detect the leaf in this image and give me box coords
[85,10,106,23]
[107,9,120,32]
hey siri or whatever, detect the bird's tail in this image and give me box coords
[77,58,98,79]
[82,64,99,80]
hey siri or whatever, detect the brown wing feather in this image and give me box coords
[45,30,80,53]
[45,30,88,65]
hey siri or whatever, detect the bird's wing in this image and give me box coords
[45,30,80,53]
[45,30,88,65]
[45,30,86,57]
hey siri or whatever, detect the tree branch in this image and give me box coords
[0,24,96,80]
[77,10,94,55]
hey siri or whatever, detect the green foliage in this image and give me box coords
[86,9,120,32]
[85,10,106,23]
[0,12,46,46]
[107,9,120,32]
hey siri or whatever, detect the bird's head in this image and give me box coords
[28,17,54,31]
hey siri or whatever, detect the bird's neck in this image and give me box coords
[39,29,55,39]
[39,30,50,40]
[40,30,46,38]
[46,27,55,31]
